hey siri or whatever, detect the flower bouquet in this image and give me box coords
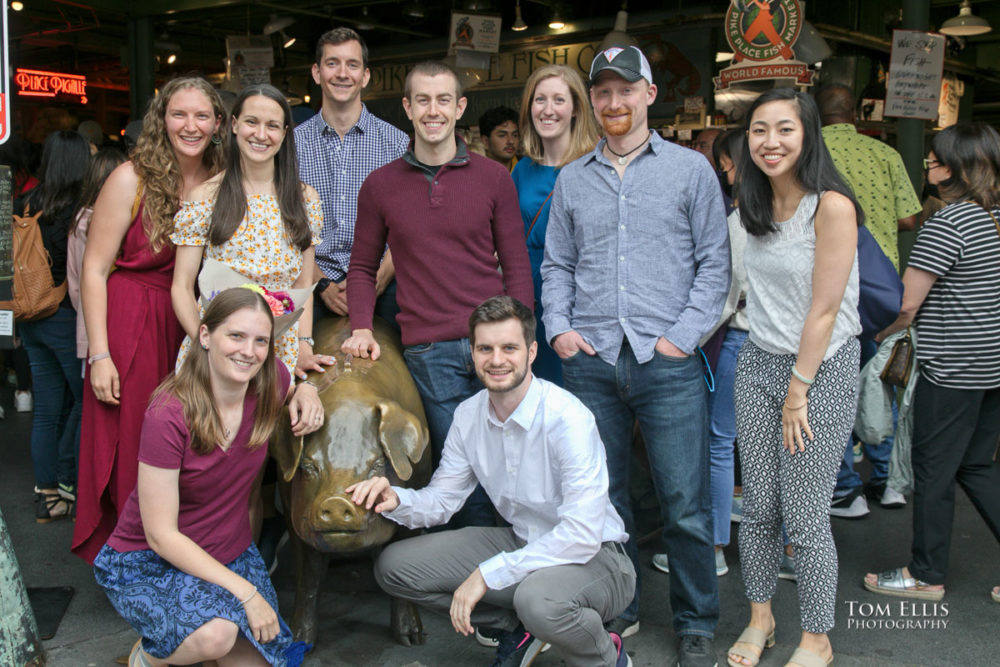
[197,258,314,339]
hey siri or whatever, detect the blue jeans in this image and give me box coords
[403,338,493,528]
[835,336,894,494]
[561,342,719,637]
[18,302,84,489]
[709,329,747,546]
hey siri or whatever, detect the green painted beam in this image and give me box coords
[0,507,44,667]
[83,0,248,17]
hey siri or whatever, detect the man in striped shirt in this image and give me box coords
[295,27,408,325]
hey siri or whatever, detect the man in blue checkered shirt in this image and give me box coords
[295,27,408,326]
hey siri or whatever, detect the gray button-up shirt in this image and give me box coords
[541,132,730,365]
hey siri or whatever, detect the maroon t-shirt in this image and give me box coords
[107,363,290,564]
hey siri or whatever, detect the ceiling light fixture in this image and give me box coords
[512,0,527,31]
[940,0,992,36]
[404,1,425,19]
[263,15,295,36]
[599,5,633,50]
[356,7,375,31]
[11,1,24,11]
[548,8,565,30]
[166,53,177,65]
[281,31,296,48]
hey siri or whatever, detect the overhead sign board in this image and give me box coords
[14,68,89,105]
[1,3,10,144]
[714,0,813,90]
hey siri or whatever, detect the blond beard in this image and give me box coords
[601,112,632,137]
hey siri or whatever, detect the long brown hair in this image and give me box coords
[133,76,227,252]
[209,84,311,251]
[518,65,599,168]
[151,288,283,455]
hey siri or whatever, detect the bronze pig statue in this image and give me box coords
[271,316,431,647]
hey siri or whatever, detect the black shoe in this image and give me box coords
[604,616,640,638]
[829,487,870,519]
[677,635,717,667]
[476,626,504,648]
[863,480,886,502]
[491,624,546,667]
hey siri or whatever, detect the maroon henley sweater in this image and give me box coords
[348,142,534,345]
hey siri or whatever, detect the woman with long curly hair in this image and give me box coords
[74,77,227,564]
[511,64,598,385]
[170,84,331,380]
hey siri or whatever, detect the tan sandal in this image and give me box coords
[727,626,775,667]
[785,646,833,667]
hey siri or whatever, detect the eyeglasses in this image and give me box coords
[923,158,941,170]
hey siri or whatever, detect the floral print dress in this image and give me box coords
[171,195,323,371]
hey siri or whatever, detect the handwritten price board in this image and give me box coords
[885,30,945,121]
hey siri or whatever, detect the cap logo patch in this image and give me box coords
[602,47,625,61]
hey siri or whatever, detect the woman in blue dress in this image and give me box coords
[511,64,599,385]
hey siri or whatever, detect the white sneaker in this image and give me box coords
[715,549,729,577]
[652,553,670,574]
[881,486,907,508]
[14,390,32,412]
[830,489,870,518]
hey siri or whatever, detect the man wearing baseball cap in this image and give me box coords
[541,44,729,667]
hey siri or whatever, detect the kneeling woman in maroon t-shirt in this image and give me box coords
[94,287,324,666]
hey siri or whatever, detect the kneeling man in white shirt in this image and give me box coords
[349,296,635,667]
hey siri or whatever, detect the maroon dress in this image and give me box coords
[72,200,185,564]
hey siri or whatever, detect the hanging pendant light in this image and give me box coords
[940,0,992,37]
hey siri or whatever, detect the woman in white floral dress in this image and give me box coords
[171,84,333,378]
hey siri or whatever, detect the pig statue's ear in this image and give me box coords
[376,399,428,482]
[271,415,304,482]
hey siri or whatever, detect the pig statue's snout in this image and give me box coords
[314,494,364,533]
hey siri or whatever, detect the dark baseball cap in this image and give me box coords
[589,45,653,86]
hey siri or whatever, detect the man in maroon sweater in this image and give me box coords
[343,61,533,528]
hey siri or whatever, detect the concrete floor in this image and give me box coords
[1,383,998,666]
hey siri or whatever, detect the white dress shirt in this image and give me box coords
[385,376,627,590]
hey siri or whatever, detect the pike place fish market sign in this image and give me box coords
[715,0,813,90]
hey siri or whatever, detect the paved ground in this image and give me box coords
[1,383,997,666]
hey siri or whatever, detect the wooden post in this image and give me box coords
[0,506,45,666]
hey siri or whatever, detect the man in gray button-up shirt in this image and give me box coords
[541,45,729,666]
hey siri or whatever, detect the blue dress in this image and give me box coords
[512,158,562,385]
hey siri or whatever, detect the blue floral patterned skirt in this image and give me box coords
[94,542,307,666]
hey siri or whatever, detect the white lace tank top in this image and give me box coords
[744,192,861,360]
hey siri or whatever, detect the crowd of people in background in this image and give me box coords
[2,30,999,667]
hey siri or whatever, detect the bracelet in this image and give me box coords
[791,365,814,385]
[298,336,315,347]
[239,586,258,606]
[783,401,807,411]
[88,351,110,365]
[297,379,318,391]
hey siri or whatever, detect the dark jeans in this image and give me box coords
[561,343,719,637]
[402,337,493,528]
[908,374,1000,585]
[18,303,84,489]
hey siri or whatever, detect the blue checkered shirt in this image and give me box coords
[294,105,408,281]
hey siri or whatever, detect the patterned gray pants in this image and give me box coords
[734,338,859,633]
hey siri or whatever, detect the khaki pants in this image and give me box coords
[374,527,635,666]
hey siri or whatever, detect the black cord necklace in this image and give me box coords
[605,130,653,165]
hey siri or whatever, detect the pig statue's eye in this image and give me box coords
[369,458,385,479]
[299,459,319,477]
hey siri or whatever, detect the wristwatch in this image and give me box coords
[315,277,332,294]
[299,336,315,346]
